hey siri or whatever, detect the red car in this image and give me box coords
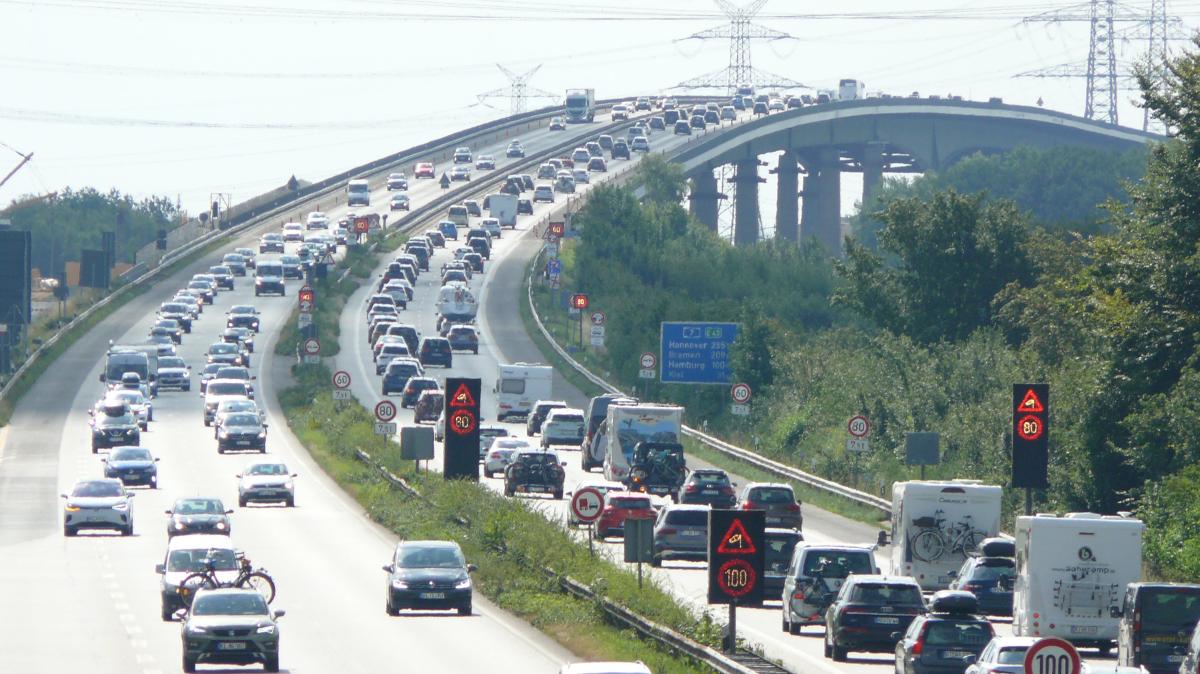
[414,162,435,179]
[595,492,656,540]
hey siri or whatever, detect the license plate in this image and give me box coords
[217,642,246,650]
[237,440,251,446]
[1169,656,1186,663]
[944,651,972,659]
[258,490,277,495]
[876,616,900,625]
[1070,625,1098,635]
[767,517,782,524]
[702,489,717,495]
[681,529,702,537]
[419,592,445,600]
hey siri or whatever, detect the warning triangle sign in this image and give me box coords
[449,383,476,408]
[1018,388,1045,413]
[716,518,757,555]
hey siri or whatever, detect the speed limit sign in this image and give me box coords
[731,383,752,404]
[332,370,351,389]
[847,415,870,438]
[1023,638,1080,674]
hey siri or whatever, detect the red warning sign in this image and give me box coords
[716,518,758,555]
[1018,388,1045,413]
[449,383,477,408]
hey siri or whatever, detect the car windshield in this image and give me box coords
[187,281,208,289]
[387,363,419,376]
[997,648,1029,665]
[396,545,465,569]
[160,357,186,368]
[802,552,875,578]
[209,383,247,396]
[111,448,152,461]
[220,401,256,413]
[969,560,1016,582]
[162,303,188,313]
[112,391,143,404]
[176,499,224,514]
[167,548,238,573]
[209,344,235,354]
[97,411,136,425]
[281,256,299,264]
[71,481,123,497]
[613,497,652,509]
[230,306,254,314]
[225,414,260,427]
[924,622,993,646]
[850,583,924,605]
[191,592,269,616]
[692,472,730,486]
[766,536,800,565]
[1142,589,1200,627]
[258,265,282,276]
[665,510,708,526]
[217,368,249,379]
[203,364,223,376]
[518,453,557,465]
[749,487,794,503]
[247,464,288,476]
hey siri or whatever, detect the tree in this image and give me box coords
[731,304,775,392]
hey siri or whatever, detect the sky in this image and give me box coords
[1,0,1197,218]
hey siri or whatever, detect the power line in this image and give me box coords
[673,0,805,93]
[0,104,484,130]
[475,64,560,116]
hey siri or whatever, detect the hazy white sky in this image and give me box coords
[1,0,1195,215]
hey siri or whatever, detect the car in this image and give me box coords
[415,162,435,178]
[279,255,303,280]
[259,233,284,253]
[537,163,557,179]
[222,253,248,276]
[769,98,785,111]
[664,108,681,125]
[198,363,223,394]
[281,222,304,242]
[480,217,502,239]
[482,437,533,478]
[401,376,440,409]
[158,302,195,333]
[165,498,233,538]
[333,226,349,245]
[720,105,737,121]
[157,356,191,391]
[571,147,591,165]
[254,262,286,297]
[631,136,650,153]
[382,359,424,396]
[445,325,480,353]
[226,305,261,332]
[541,408,585,448]
[825,575,926,661]
[611,104,629,121]
[390,194,411,211]
[1115,582,1200,674]
[651,504,709,566]
[462,252,484,273]
[753,101,770,115]
[533,184,555,203]
[90,400,141,452]
[414,389,444,424]
[186,279,215,304]
[704,110,720,125]
[475,154,496,170]
[102,446,159,488]
[549,116,566,131]
[506,140,525,158]
[586,141,603,158]
[674,120,692,135]
[441,269,468,285]
[678,469,737,508]
[739,482,802,530]
[587,157,608,173]
[61,478,134,536]
[146,332,177,356]
[595,492,656,540]
[223,327,255,353]
[517,198,534,215]
[475,425,511,460]
[385,172,408,191]
[648,116,666,131]
[418,337,453,368]
[781,543,880,634]
[305,210,329,229]
[466,236,490,260]
[450,165,471,181]
[786,96,803,109]
[611,139,630,159]
[948,539,1015,616]
[896,591,995,674]
[572,168,590,185]
[217,412,268,453]
[383,540,475,616]
[764,527,805,598]
[156,533,238,620]
[690,114,707,130]
[452,146,472,164]
[423,229,446,248]
[203,379,252,425]
[105,388,154,429]
[503,450,566,499]
[526,401,568,436]
[206,342,245,368]
[181,588,284,672]
[212,399,264,437]
[237,460,296,507]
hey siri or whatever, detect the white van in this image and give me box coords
[435,283,478,324]
[494,363,553,421]
[1013,512,1145,651]
[346,178,370,207]
[890,480,1002,590]
[447,204,469,228]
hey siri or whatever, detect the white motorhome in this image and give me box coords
[346,178,370,207]
[1013,512,1144,650]
[890,480,1002,590]
[487,193,518,228]
[494,363,553,421]
[603,404,683,483]
[838,78,866,101]
[435,283,477,324]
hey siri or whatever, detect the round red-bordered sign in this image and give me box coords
[731,383,752,404]
[716,558,757,598]
[570,487,605,524]
[449,408,477,435]
[374,400,397,423]
[332,370,351,389]
[1023,638,1081,674]
[302,337,321,356]
[1017,414,1044,441]
[847,415,870,438]
[640,352,657,369]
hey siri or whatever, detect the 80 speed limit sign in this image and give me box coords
[847,415,870,438]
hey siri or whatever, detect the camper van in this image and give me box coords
[890,480,1002,590]
[346,178,370,207]
[494,363,553,421]
[435,283,478,324]
[101,345,160,395]
[603,404,683,483]
[1013,513,1145,652]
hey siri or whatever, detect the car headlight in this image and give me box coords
[174,520,186,530]
[255,278,263,285]
[187,625,207,634]
[455,578,472,590]
[284,480,294,489]
[258,433,267,439]
[64,505,80,512]
[112,501,130,511]
[256,624,276,634]
[391,580,408,589]
[214,521,227,530]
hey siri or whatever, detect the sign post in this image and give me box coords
[570,487,605,556]
[624,517,654,589]
[708,509,765,653]
[1012,384,1050,515]
[443,378,481,481]
[1023,638,1080,674]
[332,370,352,401]
[570,294,589,348]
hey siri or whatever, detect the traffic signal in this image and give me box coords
[1012,384,1049,488]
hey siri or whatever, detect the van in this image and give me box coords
[890,480,1002,590]
[1013,513,1145,651]
[581,394,638,470]
[494,363,553,421]
[346,178,370,206]
[155,534,239,621]
[1115,583,1200,673]
[781,543,881,634]
[447,205,469,228]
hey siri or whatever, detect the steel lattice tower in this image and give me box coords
[674,0,805,93]
[476,64,558,116]
[1085,0,1119,124]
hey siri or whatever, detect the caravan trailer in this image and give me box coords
[890,480,1002,590]
[1013,512,1145,652]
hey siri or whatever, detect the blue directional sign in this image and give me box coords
[547,258,562,275]
[660,322,739,384]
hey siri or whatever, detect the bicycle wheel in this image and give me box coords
[912,529,947,562]
[178,572,217,607]
[959,529,987,555]
[239,571,276,604]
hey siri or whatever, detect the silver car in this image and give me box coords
[483,438,534,478]
[181,588,284,672]
[61,478,134,536]
[237,461,296,507]
[964,636,1040,674]
[651,504,710,567]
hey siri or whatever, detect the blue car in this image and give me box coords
[103,446,160,488]
[439,220,458,241]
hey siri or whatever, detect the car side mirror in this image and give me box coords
[963,656,977,665]
[877,530,891,547]
[60,493,68,499]
[274,609,286,618]
[947,570,957,579]
[561,461,568,467]
[291,473,298,478]
[155,457,161,462]
[235,473,242,478]
[467,564,478,573]
[100,458,107,462]
[890,632,902,641]
[226,509,234,514]
[155,563,166,574]
[164,509,172,514]
[128,493,136,498]
[263,423,269,428]
[1110,606,1124,618]
[382,564,394,573]
[98,373,106,382]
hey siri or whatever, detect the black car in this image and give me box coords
[503,451,566,499]
[152,319,183,344]
[948,538,1015,616]
[825,575,926,661]
[91,402,141,453]
[704,110,720,125]
[226,306,261,332]
[419,337,453,368]
[387,324,421,354]
[165,497,232,537]
[677,469,737,508]
[158,303,194,333]
[463,253,484,273]
[674,120,692,135]
[279,255,304,280]
[223,327,255,353]
[382,360,423,396]
[466,237,490,260]
[517,198,533,215]
[611,140,630,159]
[208,265,234,290]
[1116,583,1200,674]
[103,446,159,488]
[254,263,286,297]
[405,245,430,271]
[259,233,285,253]
[896,592,994,674]
[217,412,267,453]
[400,376,440,409]
[383,540,475,616]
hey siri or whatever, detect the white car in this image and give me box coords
[631,136,650,153]
[478,426,510,460]
[964,636,1040,674]
[571,148,591,165]
[541,408,585,448]
[236,460,296,507]
[282,222,304,241]
[533,185,555,203]
[483,438,535,478]
[480,218,502,239]
[305,211,329,230]
[611,104,629,121]
[572,169,590,185]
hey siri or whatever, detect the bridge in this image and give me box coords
[672,99,1162,251]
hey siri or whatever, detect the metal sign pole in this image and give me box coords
[726,600,737,653]
[1025,487,1032,516]
[588,523,594,556]
[637,560,643,589]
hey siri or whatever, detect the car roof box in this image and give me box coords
[929,590,979,614]
[977,537,1015,558]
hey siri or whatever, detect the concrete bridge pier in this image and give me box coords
[774,152,799,242]
[734,158,761,246]
[862,141,885,209]
[688,170,720,232]
[799,147,842,254]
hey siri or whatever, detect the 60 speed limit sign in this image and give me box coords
[1023,638,1080,674]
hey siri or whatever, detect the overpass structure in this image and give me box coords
[671,99,1163,251]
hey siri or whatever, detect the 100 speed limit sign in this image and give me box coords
[1023,638,1080,674]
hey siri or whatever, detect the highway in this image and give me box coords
[0,113,644,673]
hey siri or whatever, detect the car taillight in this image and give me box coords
[742,501,755,510]
[489,452,501,459]
[685,485,698,493]
[912,637,924,655]
[961,583,983,593]
[792,592,806,601]
[658,528,677,535]
[787,503,801,512]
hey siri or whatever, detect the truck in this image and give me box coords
[1013,512,1145,651]
[838,79,866,101]
[100,344,160,396]
[493,363,553,421]
[889,480,1002,590]
[564,88,595,123]
[435,283,478,325]
[603,404,684,484]
[487,192,518,229]
[346,178,370,207]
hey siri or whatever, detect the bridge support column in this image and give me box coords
[862,142,885,209]
[800,147,842,255]
[688,170,719,232]
[775,152,799,242]
[734,158,760,246]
